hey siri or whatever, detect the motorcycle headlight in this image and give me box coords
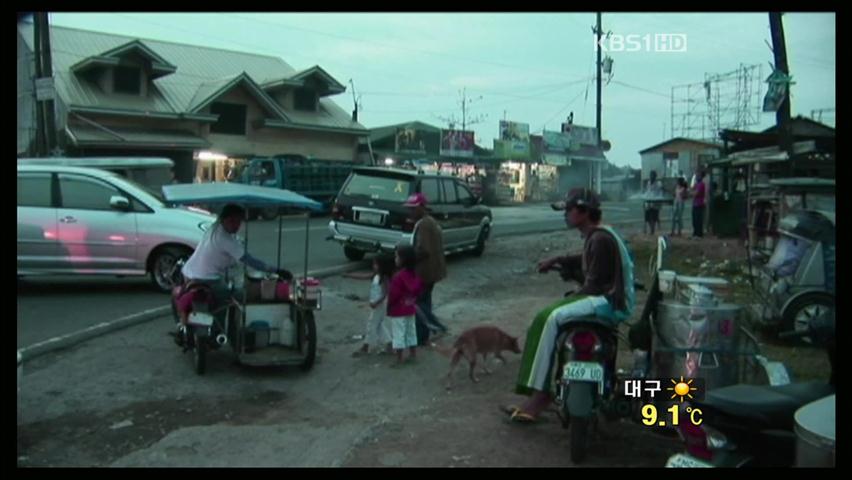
[199,221,212,232]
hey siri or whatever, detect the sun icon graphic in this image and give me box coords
[667,376,698,402]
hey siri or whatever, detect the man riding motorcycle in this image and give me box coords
[175,203,292,334]
[506,188,635,422]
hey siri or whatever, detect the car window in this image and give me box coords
[456,182,473,204]
[344,173,412,202]
[59,174,122,211]
[420,179,441,204]
[17,172,52,208]
[442,179,458,204]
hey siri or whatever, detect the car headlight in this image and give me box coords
[199,221,212,232]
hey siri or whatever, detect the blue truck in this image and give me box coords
[234,155,355,219]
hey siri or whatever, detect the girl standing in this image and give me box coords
[387,245,424,365]
[345,255,395,357]
[672,177,688,236]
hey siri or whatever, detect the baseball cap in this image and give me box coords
[403,192,429,207]
[551,188,601,211]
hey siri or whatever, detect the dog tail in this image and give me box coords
[431,343,457,358]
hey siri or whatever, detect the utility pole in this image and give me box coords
[33,13,45,156]
[596,12,602,148]
[769,12,793,158]
[34,12,57,156]
[460,87,485,132]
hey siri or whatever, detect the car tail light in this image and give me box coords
[331,202,343,220]
[402,218,415,233]
[568,331,601,361]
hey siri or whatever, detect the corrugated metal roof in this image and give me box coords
[18,23,365,132]
[67,124,210,148]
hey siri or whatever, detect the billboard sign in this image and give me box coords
[439,129,475,157]
[543,130,572,153]
[561,124,598,148]
[498,120,530,158]
[395,127,428,154]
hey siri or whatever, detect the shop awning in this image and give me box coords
[66,124,211,149]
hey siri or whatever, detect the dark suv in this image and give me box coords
[328,167,492,260]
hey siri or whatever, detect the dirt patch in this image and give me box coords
[18,225,828,467]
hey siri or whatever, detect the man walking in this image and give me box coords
[404,193,448,345]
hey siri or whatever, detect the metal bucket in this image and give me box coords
[651,301,758,392]
[795,394,835,467]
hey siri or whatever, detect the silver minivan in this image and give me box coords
[17,165,215,292]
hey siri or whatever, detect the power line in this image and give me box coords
[224,13,580,79]
[609,80,671,99]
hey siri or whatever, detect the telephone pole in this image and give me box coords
[33,12,57,156]
[769,12,793,158]
[596,12,602,148]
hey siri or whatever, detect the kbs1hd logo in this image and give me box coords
[595,33,688,53]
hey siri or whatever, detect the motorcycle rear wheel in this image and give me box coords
[194,333,207,375]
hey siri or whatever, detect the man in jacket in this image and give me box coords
[404,193,449,345]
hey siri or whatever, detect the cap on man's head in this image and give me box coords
[551,188,601,211]
[403,192,429,207]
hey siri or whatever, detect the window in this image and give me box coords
[662,151,679,178]
[294,88,318,111]
[343,173,412,202]
[456,182,473,204]
[113,66,142,95]
[17,172,52,207]
[59,174,121,211]
[419,179,441,205]
[210,102,248,135]
[442,179,458,204]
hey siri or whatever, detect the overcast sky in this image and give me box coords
[47,12,835,168]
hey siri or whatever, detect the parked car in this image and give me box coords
[17,156,175,192]
[17,165,215,292]
[328,167,492,261]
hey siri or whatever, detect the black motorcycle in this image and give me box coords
[665,308,835,467]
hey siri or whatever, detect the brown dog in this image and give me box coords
[438,325,522,388]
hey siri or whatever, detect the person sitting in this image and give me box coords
[506,189,635,422]
[175,204,292,334]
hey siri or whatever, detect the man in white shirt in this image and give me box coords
[176,204,291,332]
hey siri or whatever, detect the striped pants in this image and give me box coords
[515,295,610,396]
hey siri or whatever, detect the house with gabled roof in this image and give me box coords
[17,22,368,182]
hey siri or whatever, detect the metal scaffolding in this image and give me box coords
[670,64,763,141]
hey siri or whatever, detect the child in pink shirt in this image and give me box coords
[387,244,424,365]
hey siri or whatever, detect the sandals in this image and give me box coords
[498,404,539,424]
[509,411,538,424]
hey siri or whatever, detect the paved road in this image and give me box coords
[17,200,681,348]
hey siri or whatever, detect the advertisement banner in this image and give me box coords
[543,130,572,153]
[561,124,598,148]
[498,120,530,158]
[439,129,475,157]
[395,127,428,154]
[494,139,530,159]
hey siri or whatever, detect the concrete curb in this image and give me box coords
[19,262,370,361]
[21,220,645,360]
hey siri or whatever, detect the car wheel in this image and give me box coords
[344,246,366,261]
[150,246,192,293]
[782,293,834,345]
[471,226,489,257]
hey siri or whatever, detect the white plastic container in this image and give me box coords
[658,270,676,294]
[245,304,290,345]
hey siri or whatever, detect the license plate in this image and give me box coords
[564,361,604,383]
[188,313,213,327]
[665,454,713,468]
[356,211,383,225]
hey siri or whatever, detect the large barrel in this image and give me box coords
[651,301,758,392]
[795,394,835,467]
